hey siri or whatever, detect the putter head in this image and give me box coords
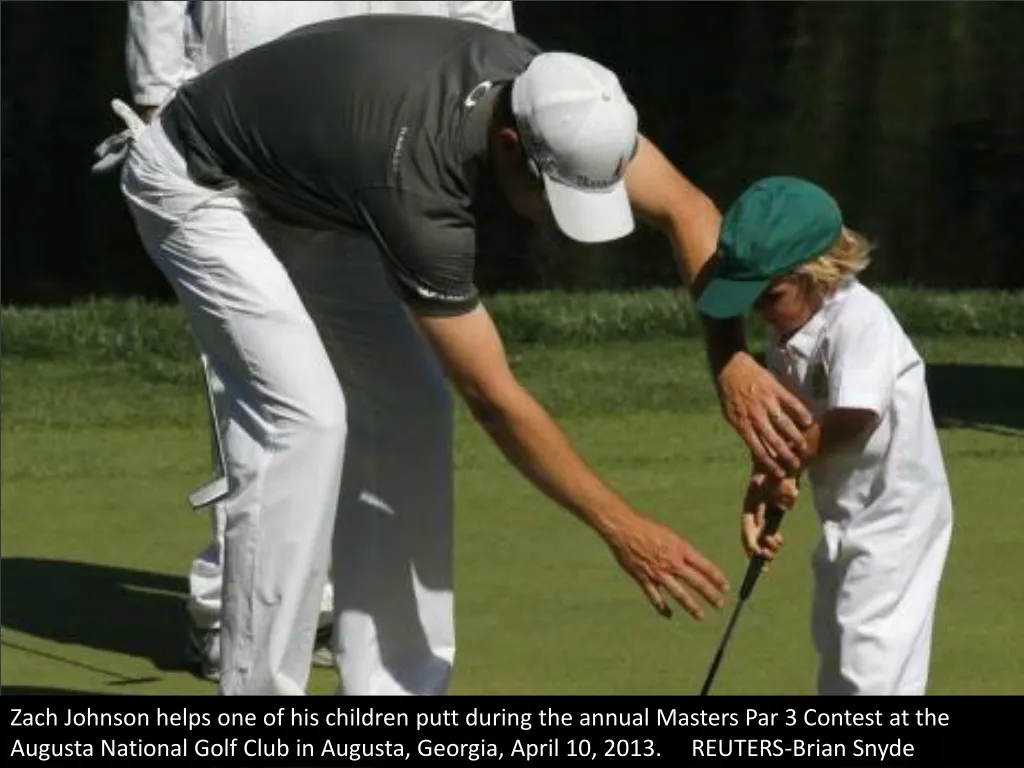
[188,477,230,509]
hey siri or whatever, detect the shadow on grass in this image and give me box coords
[927,364,1024,434]
[0,686,108,695]
[0,558,192,678]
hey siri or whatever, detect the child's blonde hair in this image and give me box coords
[793,227,873,293]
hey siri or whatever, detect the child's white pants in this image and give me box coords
[120,111,454,695]
[811,499,952,695]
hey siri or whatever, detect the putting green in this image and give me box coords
[2,337,1021,694]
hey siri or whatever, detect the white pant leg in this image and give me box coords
[813,510,952,696]
[810,537,844,695]
[187,359,335,633]
[274,227,455,696]
[187,537,224,631]
[121,115,344,695]
[889,513,951,695]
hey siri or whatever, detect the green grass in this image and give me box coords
[2,334,1022,695]
[2,287,1021,368]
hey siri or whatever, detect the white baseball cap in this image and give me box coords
[511,52,638,243]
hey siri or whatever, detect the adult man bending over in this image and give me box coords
[108,16,809,695]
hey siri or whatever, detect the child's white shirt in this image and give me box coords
[765,278,951,554]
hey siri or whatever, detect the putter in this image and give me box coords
[188,354,231,509]
[699,504,786,696]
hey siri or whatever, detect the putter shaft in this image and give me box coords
[699,505,786,696]
[699,598,746,696]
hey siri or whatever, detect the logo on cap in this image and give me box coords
[510,52,639,243]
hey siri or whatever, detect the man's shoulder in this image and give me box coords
[281,13,534,49]
[291,14,540,94]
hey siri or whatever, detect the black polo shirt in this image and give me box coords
[164,14,541,315]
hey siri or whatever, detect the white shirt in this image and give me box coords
[126,1,517,107]
[765,279,951,548]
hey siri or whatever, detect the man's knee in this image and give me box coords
[307,387,348,435]
[279,379,347,444]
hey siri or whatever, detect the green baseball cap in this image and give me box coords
[696,176,843,319]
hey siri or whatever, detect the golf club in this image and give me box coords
[188,354,231,510]
[699,504,787,696]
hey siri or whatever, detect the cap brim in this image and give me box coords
[695,275,771,319]
[543,175,634,244]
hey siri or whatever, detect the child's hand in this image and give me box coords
[766,475,799,509]
[740,473,796,562]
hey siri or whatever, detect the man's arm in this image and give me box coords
[126,1,194,122]
[413,304,729,619]
[624,135,812,477]
[623,136,720,287]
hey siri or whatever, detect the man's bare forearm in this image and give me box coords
[701,314,748,379]
[468,382,635,541]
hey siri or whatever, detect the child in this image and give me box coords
[696,176,953,695]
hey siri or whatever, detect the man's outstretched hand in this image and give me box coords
[606,514,730,620]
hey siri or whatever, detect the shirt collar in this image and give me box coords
[459,80,503,167]
[772,277,856,359]
[775,308,826,359]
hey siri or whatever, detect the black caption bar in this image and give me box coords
[2,696,1011,766]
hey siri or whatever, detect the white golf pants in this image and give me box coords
[120,111,455,695]
[187,359,335,636]
[810,505,952,695]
